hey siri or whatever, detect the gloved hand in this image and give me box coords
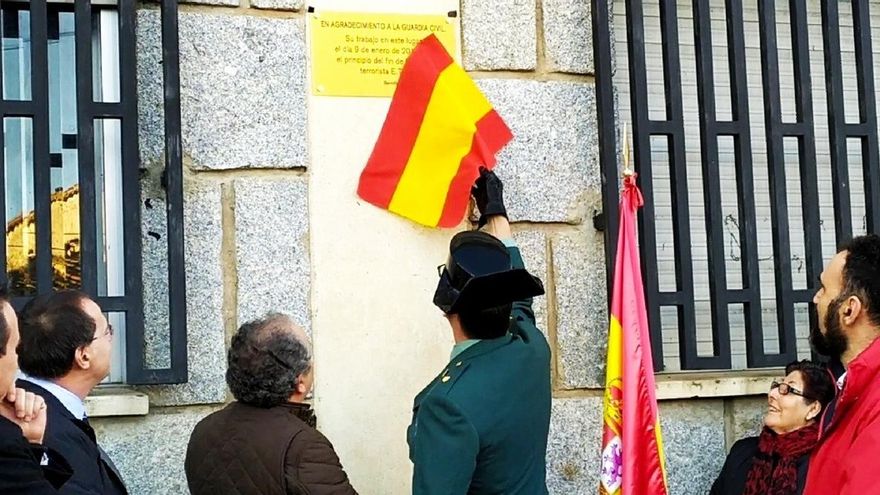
[471,167,507,227]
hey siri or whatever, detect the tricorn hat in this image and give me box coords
[433,230,545,314]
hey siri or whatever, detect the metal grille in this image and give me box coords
[0,0,187,384]
[593,0,880,371]
[145,0,188,385]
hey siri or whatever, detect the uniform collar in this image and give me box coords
[451,339,481,360]
[449,333,514,364]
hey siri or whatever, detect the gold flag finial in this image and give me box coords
[622,123,634,177]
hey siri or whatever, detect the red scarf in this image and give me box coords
[743,423,820,495]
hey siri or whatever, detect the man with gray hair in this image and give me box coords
[185,313,357,495]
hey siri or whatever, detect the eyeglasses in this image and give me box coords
[91,324,113,342]
[770,380,815,401]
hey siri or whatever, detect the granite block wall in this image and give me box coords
[90,2,766,493]
[99,5,312,491]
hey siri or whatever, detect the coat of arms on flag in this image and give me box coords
[600,129,668,495]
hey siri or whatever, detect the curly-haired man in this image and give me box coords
[185,313,357,495]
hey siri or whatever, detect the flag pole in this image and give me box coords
[622,122,634,178]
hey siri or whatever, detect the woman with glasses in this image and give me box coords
[710,360,835,495]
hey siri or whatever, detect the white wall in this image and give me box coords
[307,1,461,492]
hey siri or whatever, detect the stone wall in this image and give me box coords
[95,3,312,493]
[87,1,771,494]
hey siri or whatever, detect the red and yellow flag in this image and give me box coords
[600,172,668,495]
[357,34,513,228]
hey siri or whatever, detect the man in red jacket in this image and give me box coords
[804,234,880,494]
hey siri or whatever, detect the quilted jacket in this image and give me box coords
[185,402,357,495]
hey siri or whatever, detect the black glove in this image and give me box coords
[471,167,507,227]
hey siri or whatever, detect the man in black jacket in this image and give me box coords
[0,290,72,493]
[17,291,128,494]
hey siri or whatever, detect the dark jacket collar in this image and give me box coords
[17,380,82,423]
[280,402,317,428]
[230,401,317,428]
[827,358,846,383]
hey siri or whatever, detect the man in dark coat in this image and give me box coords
[0,290,72,494]
[17,291,128,494]
[186,313,358,495]
[407,169,551,494]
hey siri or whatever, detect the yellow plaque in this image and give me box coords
[309,11,458,97]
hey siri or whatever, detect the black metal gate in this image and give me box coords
[592,0,880,371]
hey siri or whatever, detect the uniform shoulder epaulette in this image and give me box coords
[433,359,471,394]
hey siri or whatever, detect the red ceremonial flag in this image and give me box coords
[599,170,668,495]
[357,34,513,228]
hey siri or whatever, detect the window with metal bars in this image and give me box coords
[593,0,880,372]
[0,0,186,385]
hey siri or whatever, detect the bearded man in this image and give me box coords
[803,234,880,494]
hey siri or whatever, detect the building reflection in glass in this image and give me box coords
[6,185,81,294]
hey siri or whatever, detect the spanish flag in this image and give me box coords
[600,170,668,495]
[357,34,513,228]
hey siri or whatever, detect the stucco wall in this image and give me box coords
[86,1,771,494]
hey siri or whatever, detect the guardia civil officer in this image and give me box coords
[407,168,551,494]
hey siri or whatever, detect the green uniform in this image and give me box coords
[407,246,551,495]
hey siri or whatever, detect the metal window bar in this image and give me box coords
[657,0,701,370]
[691,0,733,370]
[821,1,852,241]
[692,0,773,368]
[720,0,770,368]
[852,0,880,236]
[0,11,5,286]
[162,0,189,385]
[621,0,665,371]
[593,0,618,320]
[788,2,828,356]
[31,0,52,293]
[0,3,66,292]
[756,0,819,367]
[620,0,714,371]
[756,0,790,364]
[592,0,873,371]
[822,0,880,241]
[1,0,187,384]
[785,0,823,363]
[74,0,97,297]
[0,1,52,292]
[123,0,187,385]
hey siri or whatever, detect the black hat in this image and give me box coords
[433,231,545,314]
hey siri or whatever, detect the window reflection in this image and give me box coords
[5,118,35,295]
[1,6,32,101]
[4,7,121,295]
[49,11,79,290]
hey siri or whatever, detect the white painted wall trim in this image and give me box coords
[85,389,149,417]
[655,369,782,400]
